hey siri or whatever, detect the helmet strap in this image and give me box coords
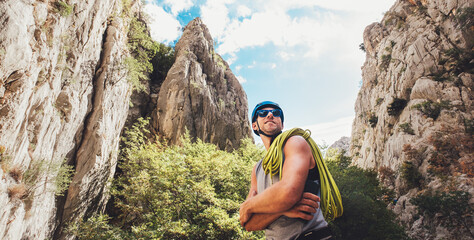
[256,121,282,144]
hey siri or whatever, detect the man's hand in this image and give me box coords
[283,192,320,220]
[240,190,257,226]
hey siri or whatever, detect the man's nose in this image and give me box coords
[266,112,274,118]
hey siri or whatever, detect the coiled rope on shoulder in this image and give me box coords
[262,128,343,221]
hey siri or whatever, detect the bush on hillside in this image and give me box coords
[411,190,473,238]
[325,150,409,240]
[72,118,265,239]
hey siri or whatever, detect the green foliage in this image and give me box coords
[411,190,474,238]
[380,54,392,70]
[412,100,450,120]
[326,151,408,240]
[54,161,74,196]
[464,118,474,135]
[368,112,378,128]
[400,161,423,189]
[455,7,474,30]
[124,12,175,92]
[76,119,265,239]
[376,98,383,106]
[387,98,407,116]
[24,159,74,197]
[214,53,227,70]
[325,148,351,169]
[442,47,474,75]
[399,123,415,135]
[55,1,73,17]
[68,214,124,240]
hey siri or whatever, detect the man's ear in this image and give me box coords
[252,122,258,131]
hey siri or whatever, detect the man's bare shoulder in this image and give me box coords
[283,135,311,153]
[284,135,309,149]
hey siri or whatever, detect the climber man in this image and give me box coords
[239,101,333,240]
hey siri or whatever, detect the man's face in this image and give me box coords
[252,107,283,136]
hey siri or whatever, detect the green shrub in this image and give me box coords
[326,151,408,240]
[464,118,474,135]
[125,13,175,92]
[411,190,473,238]
[400,161,423,189]
[387,98,407,116]
[55,1,73,17]
[412,100,450,120]
[76,119,265,239]
[23,159,74,197]
[380,54,392,70]
[68,214,124,240]
[368,113,378,128]
[399,123,415,135]
[376,98,383,106]
[455,7,474,30]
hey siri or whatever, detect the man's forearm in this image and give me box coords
[244,212,282,231]
[241,180,301,215]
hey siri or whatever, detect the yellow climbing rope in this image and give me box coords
[262,128,343,220]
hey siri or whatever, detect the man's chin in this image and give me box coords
[263,128,282,136]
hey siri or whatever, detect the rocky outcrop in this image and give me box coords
[0,0,131,239]
[351,0,473,239]
[329,136,350,156]
[152,18,252,151]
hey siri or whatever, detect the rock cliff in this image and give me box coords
[351,0,473,239]
[0,1,250,240]
[0,0,131,239]
[152,18,252,151]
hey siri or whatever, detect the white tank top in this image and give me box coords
[255,159,328,240]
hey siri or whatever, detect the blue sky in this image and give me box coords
[143,0,396,145]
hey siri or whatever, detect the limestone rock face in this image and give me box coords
[351,0,473,239]
[329,136,350,156]
[0,0,131,239]
[153,18,252,150]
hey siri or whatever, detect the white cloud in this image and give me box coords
[236,75,247,83]
[312,0,394,15]
[164,0,194,16]
[237,5,252,17]
[235,65,242,71]
[216,3,348,60]
[200,0,234,39]
[143,3,182,44]
[271,63,276,69]
[247,61,257,68]
[213,0,395,60]
[300,116,354,145]
[278,51,294,61]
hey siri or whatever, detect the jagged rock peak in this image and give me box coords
[153,17,252,150]
[329,136,350,156]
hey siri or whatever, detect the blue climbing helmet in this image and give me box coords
[251,101,284,136]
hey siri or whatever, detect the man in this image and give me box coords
[239,101,332,240]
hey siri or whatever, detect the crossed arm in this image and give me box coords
[239,136,320,231]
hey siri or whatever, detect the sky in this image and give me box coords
[143,0,396,145]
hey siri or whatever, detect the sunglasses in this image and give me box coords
[257,109,282,118]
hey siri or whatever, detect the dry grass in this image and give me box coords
[8,165,23,182]
[7,184,27,200]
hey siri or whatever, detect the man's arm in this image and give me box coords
[243,192,320,231]
[240,136,314,226]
